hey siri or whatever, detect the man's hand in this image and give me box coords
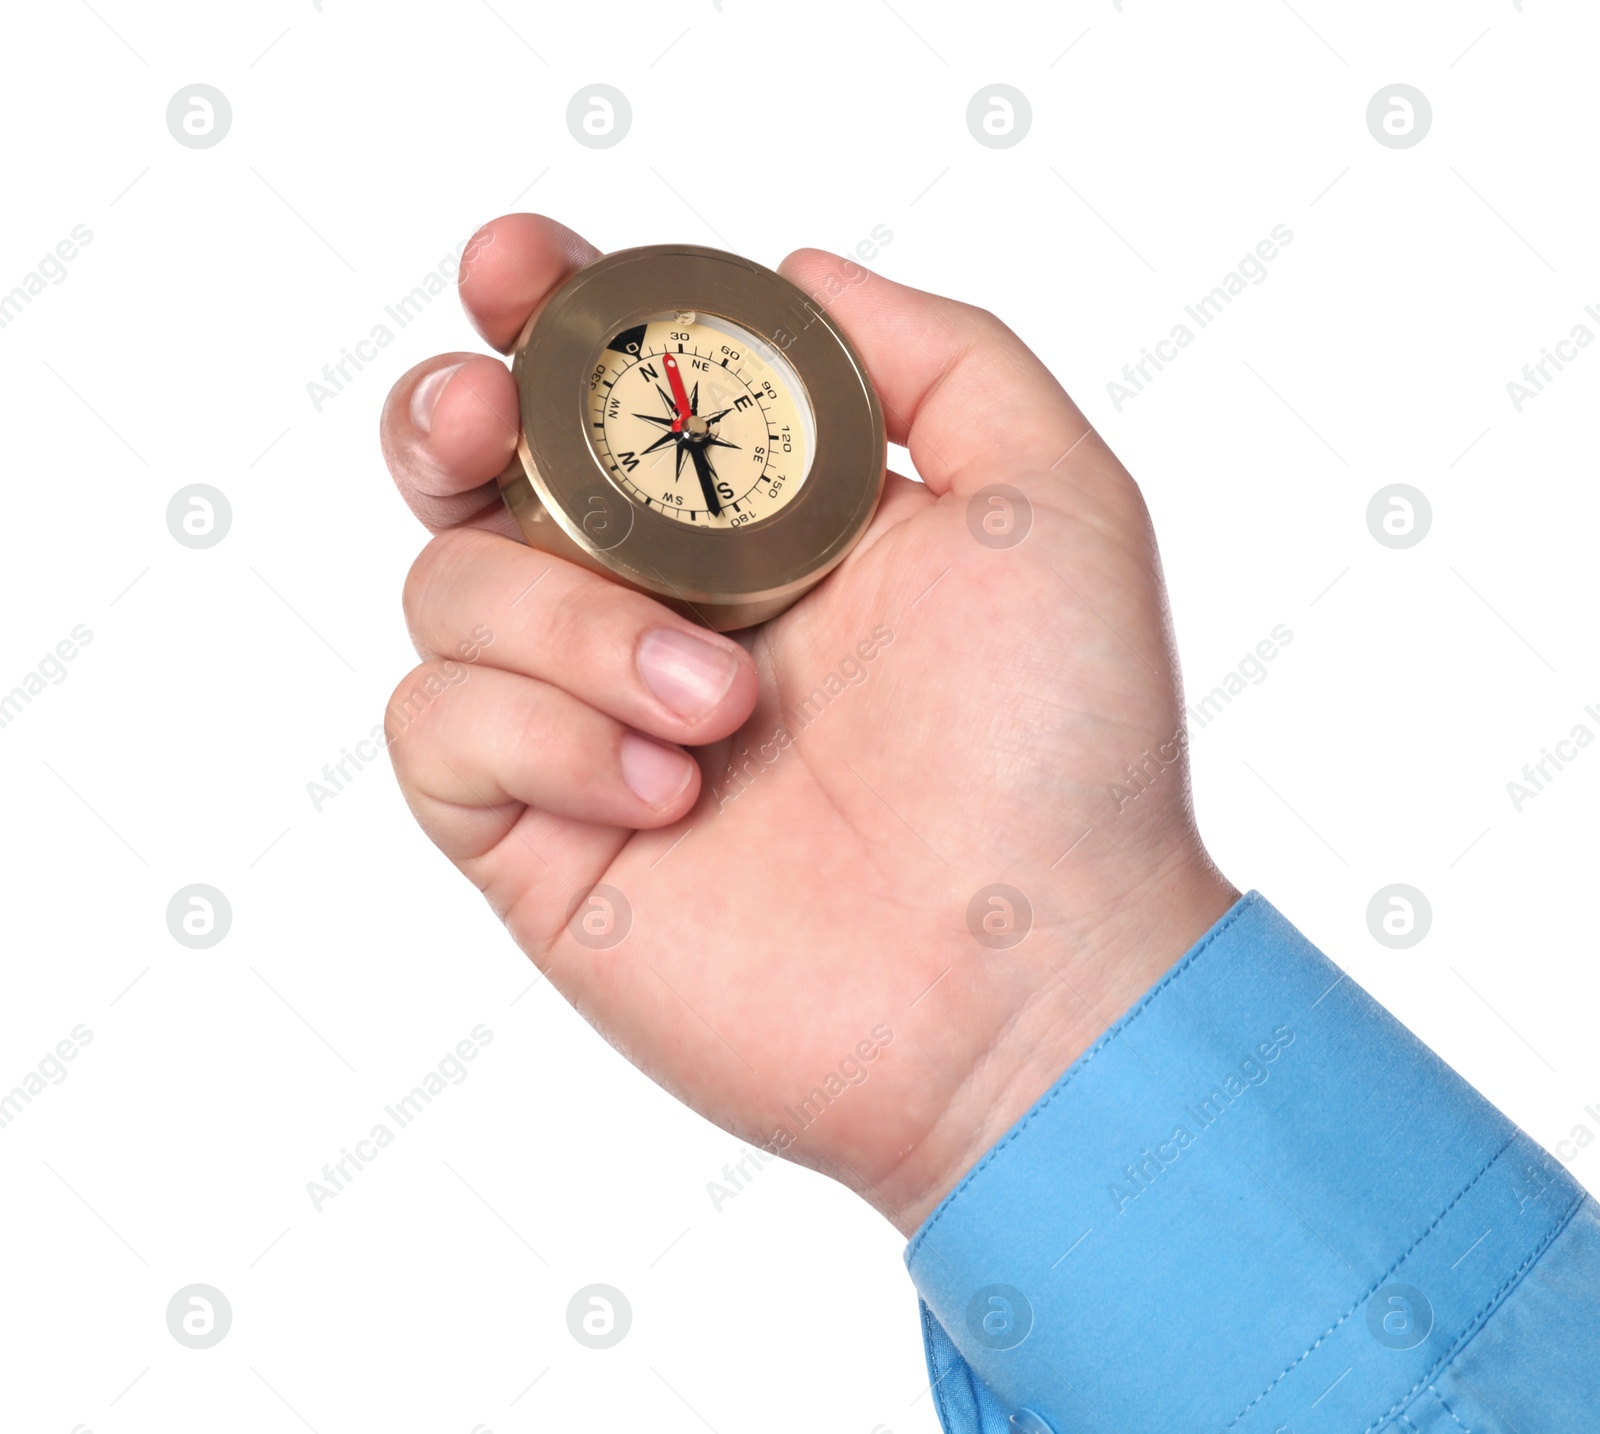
[378,215,1237,1234]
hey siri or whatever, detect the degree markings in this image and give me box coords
[592,343,781,522]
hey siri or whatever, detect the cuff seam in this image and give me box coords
[1361,1189,1585,1434]
[1223,1131,1520,1429]
[1426,1384,1471,1434]
[921,1298,958,1433]
[907,890,1265,1262]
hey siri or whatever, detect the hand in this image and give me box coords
[379,215,1238,1234]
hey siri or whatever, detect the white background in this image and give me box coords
[2,1,1597,1430]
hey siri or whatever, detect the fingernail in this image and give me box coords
[411,362,465,436]
[620,732,694,808]
[638,628,739,720]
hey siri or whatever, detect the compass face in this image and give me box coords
[586,311,816,528]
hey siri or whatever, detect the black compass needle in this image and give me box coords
[689,442,722,517]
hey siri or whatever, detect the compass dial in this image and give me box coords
[587,311,816,527]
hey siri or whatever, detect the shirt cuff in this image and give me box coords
[904,891,1585,1434]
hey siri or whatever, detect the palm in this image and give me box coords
[493,462,1189,1224]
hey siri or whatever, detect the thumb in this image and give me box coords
[778,248,1127,500]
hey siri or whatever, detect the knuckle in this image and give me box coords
[383,659,466,752]
[967,303,1013,346]
[401,528,474,636]
[512,692,555,758]
[541,570,603,659]
[382,671,421,759]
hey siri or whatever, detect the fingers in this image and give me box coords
[402,527,758,746]
[458,213,601,352]
[778,249,1119,495]
[386,660,702,831]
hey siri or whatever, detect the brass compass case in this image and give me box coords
[497,245,886,632]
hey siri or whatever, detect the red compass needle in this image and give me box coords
[662,352,694,430]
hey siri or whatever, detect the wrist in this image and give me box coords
[880,847,1239,1236]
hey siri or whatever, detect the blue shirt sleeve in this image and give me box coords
[905,892,1598,1434]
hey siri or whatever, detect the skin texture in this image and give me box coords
[380,214,1238,1235]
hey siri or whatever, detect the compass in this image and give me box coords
[497,245,885,631]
